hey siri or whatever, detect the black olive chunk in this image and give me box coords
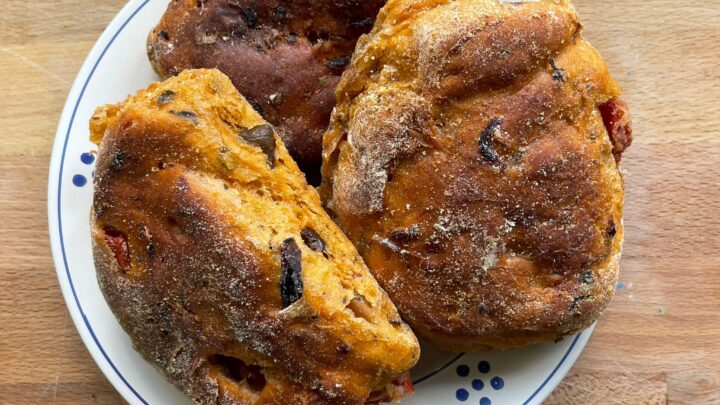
[301,228,326,254]
[239,124,276,168]
[479,118,506,168]
[172,110,199,124]
[280,238,303,308]
[580,270,595,284]
[607,220,617,238]
[327,56,351,71]
[157,90,175,105]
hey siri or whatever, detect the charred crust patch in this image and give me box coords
[580,270,595,284]
[238,124,276,168]
[280,238,303,308]
[478,118,506,168]
[300,228,326,255]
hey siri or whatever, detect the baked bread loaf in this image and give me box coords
[90,69,419,404]
[147,0,386,182]
[321,0,632,351]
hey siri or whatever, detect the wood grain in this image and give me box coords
[0,0,718,404]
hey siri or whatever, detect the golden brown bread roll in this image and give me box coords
[321,0,633,351]
[90,69,419,404]
[147,0,386,182]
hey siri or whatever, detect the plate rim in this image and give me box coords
[48,1,154,404]
[47,0,591,404]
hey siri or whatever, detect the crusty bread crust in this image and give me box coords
[147,0,386,180]
[90,69,419,404]
[321,0,631,351]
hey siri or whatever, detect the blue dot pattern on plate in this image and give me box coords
[457,365,470,377]
[74,152,96,187]
[81,152,95,164]
[454,361,504,402]
[456,388,469,401]
[72,174,87,187]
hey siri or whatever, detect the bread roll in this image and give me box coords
[321,0,632,351]
[90,69,419,404]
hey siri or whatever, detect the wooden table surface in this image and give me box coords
[1,1,719,403]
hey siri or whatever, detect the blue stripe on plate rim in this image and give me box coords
[49,1,586,404]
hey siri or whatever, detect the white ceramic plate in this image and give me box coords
[48,1,593,404]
